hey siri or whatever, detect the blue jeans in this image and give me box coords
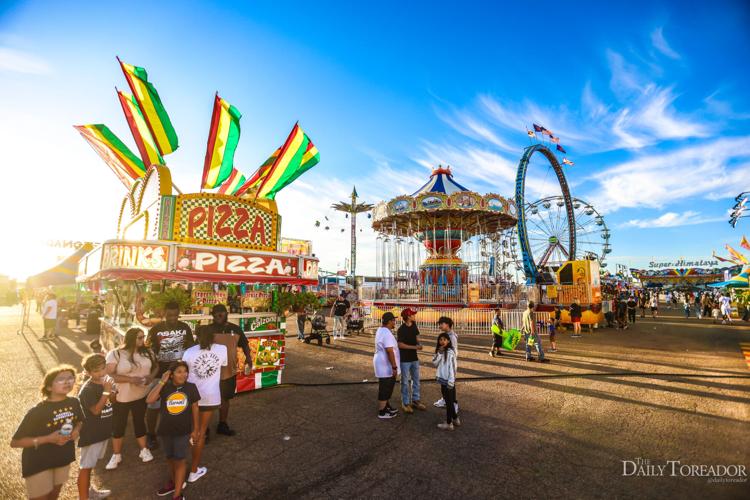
[400,360,421,405]
[524,333,544,360]
[297,315,306,339]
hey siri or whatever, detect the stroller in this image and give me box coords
[304,310,331,345]
[346,307,365,336]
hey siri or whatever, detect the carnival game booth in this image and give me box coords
[527,259,604,326]
[77,166,319,392]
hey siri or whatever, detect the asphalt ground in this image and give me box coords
[0,305,748,499]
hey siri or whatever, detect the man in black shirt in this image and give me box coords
[330,292,350,340]
[145,301,195,449]
[626,296,637,324]
[397,308,426,413]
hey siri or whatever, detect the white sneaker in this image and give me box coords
[437,423,454,430]
[139,447,154,463]
[105,454,122,470]
[188,466,208,483]
[433,398,446,408]
[89,487,111,499]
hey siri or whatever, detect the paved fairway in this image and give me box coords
[0,306,748,499]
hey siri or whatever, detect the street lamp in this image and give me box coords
[331,186,373,285]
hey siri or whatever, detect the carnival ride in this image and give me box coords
[521,196,611,270]
[369,166,518,306]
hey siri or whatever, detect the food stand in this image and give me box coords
[77,165,319,392]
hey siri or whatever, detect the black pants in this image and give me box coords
[378,376,396,402]
[491,334,503,349]
[112,398,147,438]
[628,309,636,323]
[440,384,457,424]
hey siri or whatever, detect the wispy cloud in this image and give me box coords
[589,136,750,212]
[621,210,723,228]
[650,27,681,60]
[0,47,51,75]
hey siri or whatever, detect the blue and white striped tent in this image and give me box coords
[412,166,470,196]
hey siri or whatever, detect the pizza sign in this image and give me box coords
[175,247,298,279]
[173,193,278,251]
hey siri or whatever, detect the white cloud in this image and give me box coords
[0,47,51,74]
[650,27,681,60]
[588,136,750,212]
[621,211,723,228]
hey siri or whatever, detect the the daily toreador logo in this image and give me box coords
[166,392,188,415]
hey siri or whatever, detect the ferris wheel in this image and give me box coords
[524,196,611,269]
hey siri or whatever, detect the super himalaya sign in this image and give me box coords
[648,259,719,269]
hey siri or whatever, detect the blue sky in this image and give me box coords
[1,0,749,278]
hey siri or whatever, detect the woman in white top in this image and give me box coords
[181,328,227,483]
[105,328,157,469]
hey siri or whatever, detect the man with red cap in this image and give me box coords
[397,308,426,413]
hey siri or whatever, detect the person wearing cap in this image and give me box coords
[196,304,252,437]
[397,308,426,413]
[373,312,400,419]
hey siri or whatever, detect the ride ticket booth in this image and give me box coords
[77,165,319,392]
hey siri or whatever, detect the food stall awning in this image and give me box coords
[28,244,94,288]
[77,240,318,286]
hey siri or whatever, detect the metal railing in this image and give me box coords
[358,282,526,305]
[363,304,550,336]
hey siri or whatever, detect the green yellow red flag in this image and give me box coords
[118,58,178,156]
[234,147,281,196]
[726,244,748,264]
[116,89,164,167]
[217,168,247,195]
[202,94,242,190]
[74,124,146,188]
[255,123,320,200]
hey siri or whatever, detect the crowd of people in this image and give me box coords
[11,302,248,500]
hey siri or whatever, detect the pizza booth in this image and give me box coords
[77,165,319,392]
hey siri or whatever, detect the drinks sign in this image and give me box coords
[101,243,169,271]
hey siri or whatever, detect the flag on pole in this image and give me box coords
[712,251,739,264]
[526,129,535,138]
[254,123,320,200]
[216,168,246,195]
[201,94,242,190]
[116,90,164,167]
[556,144,567,154]
[234,148,281,196]
[740,236,750,252]
[541,127,554,137]
[118,58,178,156]
[74,124,146,188]
[562,158,574,166]
[725,244,748,264]
[533,123,543,132]
[550,136,560,144]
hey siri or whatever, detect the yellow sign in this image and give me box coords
[173,193,279,251]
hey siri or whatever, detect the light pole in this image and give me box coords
[332,186,373,285]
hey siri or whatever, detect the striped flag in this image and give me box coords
[118,58,178,156]
[74,124,146,188]
[556,144,567,154]
[255,123,320,200]
[202,94,242,190]
[117,90,163,167]
[550,136,560,144]
[234,148,281,196]
[533,123,543,132]
[217,168,247,195]
[741,236,750,252]
[726,244,748,264]
[542,127,554,137]
[562,158,574,166]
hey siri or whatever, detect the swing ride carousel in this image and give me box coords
[366,165,519,309]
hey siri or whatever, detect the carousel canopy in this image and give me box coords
[413,166,470,195]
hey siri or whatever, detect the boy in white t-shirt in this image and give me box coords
[373,313,400,419]
[181,330,227,484]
